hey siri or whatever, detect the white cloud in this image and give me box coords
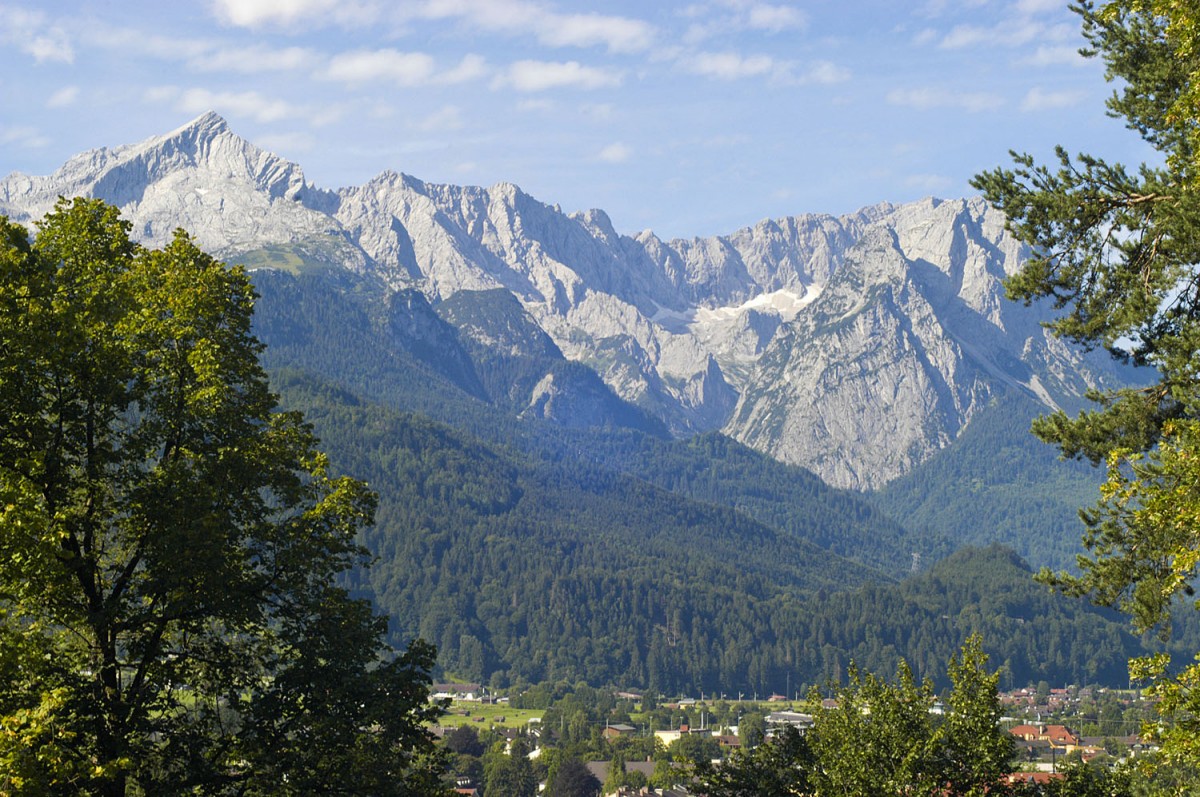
[1016,0,1065,14]
[0,7,73,63]
[597,142,632,163]
[911,28,938,46]
[439,54,489,84]
[683,51,776,80]
[150,86,304,123]
[210,0,378,28]
[494,60,623,92]
[0,124,50,149]
[46,86,80,109]
[680,50,841,85]
[179,89,299,123]
[887,87,1003,113]
[940,21,1042,49]
[415,0,655,52]
[189,44,315,73]
[1021,87,1086,112]
[1021,45,1088,67]
[27,32,75,63]
[799,61,850,85]
[539,12,655,53]
[746,3,807,32]
[325,49,436,85]
[681,1,806,43]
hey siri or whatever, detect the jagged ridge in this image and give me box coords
[0,112,1128,488]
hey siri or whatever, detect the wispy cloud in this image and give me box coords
[538,12,655,52]
[683,51,777,80]
[799,61,850,85]
[597,142,632,163]
[0,124,50,149]
[1020,87,1085,112]
[1015,0,1066,13]
[682,0,808,44]
[679,51,846,85]
[414,105,465,132]
[321,49,489,86]
[46,86,80,109]
[210,0,378,28]
[212,0,656,53]
[0,7,73,63]
[324,49,436,85]
[493,60,623,92]
[429,1,657,53]
[189,44,316,73]
[939,20,1042,49]
[86,24,316,76]
[887,87,1003,113]
[440,54,489,84]
[745,3,808,32]
[145,85,305,123]
[1021,44,1088,67]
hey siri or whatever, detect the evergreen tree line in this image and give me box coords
[273,370,1189,695]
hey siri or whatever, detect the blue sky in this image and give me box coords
[0,0,1155,239]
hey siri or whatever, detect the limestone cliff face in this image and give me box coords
[0,113,1126,488]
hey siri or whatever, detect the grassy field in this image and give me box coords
[436,702,543,729]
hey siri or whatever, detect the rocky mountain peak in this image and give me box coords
[1,112,354,264]
[0,118,1130,489]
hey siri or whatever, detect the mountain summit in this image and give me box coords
[0,113,1126,488]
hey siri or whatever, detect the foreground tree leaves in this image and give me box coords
[0,199,444,796]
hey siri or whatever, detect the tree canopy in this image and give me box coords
[0,199,443,795]
[972,0,1200,770]
[691,636,1016,796]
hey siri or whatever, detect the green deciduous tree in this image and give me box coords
[971,0,1200,771]
[935,635,1017,796]
[736,711,765,749]
[807,660,941,795]
[0,199,443,795]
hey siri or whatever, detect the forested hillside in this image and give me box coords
[273,369,881,693]
[874,390,1104,570]
[270,363,1176,694]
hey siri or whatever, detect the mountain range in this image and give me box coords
[0,111,1127,490]
[2,112,1156,691]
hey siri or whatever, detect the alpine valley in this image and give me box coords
[1,112,1166,693]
